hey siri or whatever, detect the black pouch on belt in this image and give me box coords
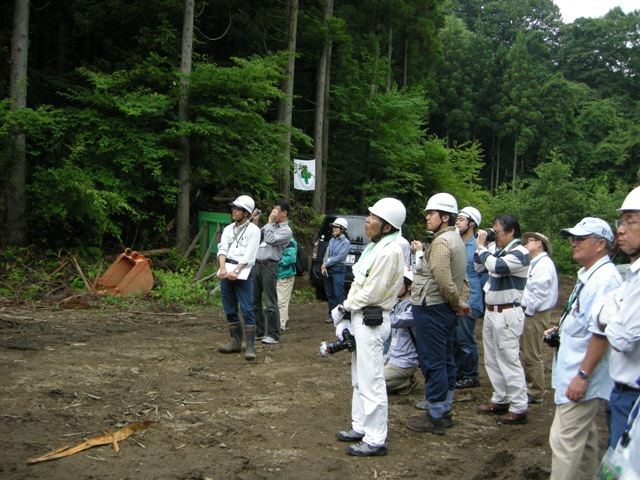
[362,306,383,326]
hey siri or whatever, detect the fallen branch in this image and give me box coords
[26,420,153,464]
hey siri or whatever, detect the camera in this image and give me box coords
[319,329,356,356]
[543,331,561,349]
[483,228,496,243]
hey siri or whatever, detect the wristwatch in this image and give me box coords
[234,269,240,274]
[337,305,345,314]
[577,369,590,380]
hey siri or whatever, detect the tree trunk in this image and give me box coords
[278,0,299,201]
[386,25,392,92]
[512,142,518,192]
[321,43,332,211]
[5,0,30,246]
[495,137,501,189]
[176,0,194,252]
[312,0,333,214]
[403,35,408,88]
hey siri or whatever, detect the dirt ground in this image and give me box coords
[0,276,609,480]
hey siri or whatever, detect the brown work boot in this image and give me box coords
[497,411,528,425]
[476,403,510,415]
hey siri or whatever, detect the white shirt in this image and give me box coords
[522,252,559,316]
[217,220,261,266]
[552,256,622,404]
[606,258,640,388]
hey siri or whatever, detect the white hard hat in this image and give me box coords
[425,193,458,215]
[368,198,406,230]
[229,195,255,214]
[403,268,413,283]
[617,187,640,213]
[331,218,348,230]
[459,206,482,227]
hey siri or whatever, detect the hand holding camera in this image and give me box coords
[543,327,560,348]
[319,329,356,356]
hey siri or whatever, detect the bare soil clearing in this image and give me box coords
[0,277,608,479]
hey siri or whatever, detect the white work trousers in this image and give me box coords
[483,307,528,413]
[350,311,391,448]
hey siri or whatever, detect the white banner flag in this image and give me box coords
[293,159,316,191]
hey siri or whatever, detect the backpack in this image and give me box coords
[291,241,309,276]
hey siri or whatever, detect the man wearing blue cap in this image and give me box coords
[547,217,622,480]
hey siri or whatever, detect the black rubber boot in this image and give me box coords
[244,325,256,361]
[219,322,242,353]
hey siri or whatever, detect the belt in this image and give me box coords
[614,382,640,393]
[486,303,519,312]
[226,259,239,265]
[256,259,277,264]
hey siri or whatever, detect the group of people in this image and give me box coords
[216,195,295,360]
[215,189,640,476]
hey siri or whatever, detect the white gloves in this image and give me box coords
[595,290,621,331]
[331,304,345,325]
[335,319,353,340]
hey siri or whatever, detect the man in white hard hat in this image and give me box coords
[546,217,621,479]
[453,206,484,390]
[406,193,470,435]
[217,195,262,360]
[520,231,558,405]
[331,198,406,457]
[602,187,640,450]
[321,217,351,323]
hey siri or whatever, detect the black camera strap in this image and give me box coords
[557,259,612,332]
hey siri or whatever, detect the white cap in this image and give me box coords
[459,206,482,227]
[229,195,255,214]
[369,198,406,229]
[559,217,614,242]
[425,193,458,215]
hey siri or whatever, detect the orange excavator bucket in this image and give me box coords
[96,248,154,296]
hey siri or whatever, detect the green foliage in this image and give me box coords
[152,268,208,309]
[490,154,629,272]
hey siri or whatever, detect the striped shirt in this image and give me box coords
[475,243,530,305]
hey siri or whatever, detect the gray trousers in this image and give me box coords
[253,262,280,340]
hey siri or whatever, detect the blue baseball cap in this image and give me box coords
[559,217,614,242]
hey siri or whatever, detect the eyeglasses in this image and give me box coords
[616,220,640,229]
[570,235,595,243]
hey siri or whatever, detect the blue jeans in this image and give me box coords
[609,386,640,448]
[413,302,457,406]
[454,309,481,380]
[324,265,346,316]
[253,262,280,340]
[220,273,255,327]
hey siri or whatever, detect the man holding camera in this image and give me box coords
[252,200,292,345]
[546,217,622,480]
[331,198,406,457]
[475,214,530,425]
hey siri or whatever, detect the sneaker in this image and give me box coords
[261,336,280,344]
[455,377,481,389]
[497,411,528,425]
[415,399,429,410]
[527,394,543,405]
[325,317,333,324]
[255,335,266,341]
[406,413,445,435]
[346,441,388,457]
[335,429,365,442]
